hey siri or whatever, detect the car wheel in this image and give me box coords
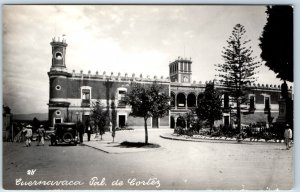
[62,132,73,143]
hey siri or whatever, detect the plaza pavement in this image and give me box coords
[82,128,172,153]
[3,128,293,190]
[82,128,290,153]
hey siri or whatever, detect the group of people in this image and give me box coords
[22,125,46,147]
[21,122,293,149]
[76,120,93,144]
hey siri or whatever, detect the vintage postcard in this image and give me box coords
[2,5,293,190]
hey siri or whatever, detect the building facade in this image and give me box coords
[48,37,292,128]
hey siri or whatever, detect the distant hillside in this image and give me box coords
[13,113,48,121]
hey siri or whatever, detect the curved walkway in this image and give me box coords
[160,133,286,145]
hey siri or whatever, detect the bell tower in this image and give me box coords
[169,57,192,83]
[50,36,68,72]
[48,36,70,127]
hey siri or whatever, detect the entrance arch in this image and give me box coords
[176,116,186,128]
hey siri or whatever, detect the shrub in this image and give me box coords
[191,119,204,132]
[220,125,238,138]
[198,128,210,136]
[184,129,198,136]
[211,131,221,137]
[174,126,184,135]
[261,131,275,141]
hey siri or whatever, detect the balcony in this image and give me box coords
[118,101,127,108]
[81,99,90,107]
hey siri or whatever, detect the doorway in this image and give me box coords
[119,115,126,128]
[224,116,230,127]
[152,117,159,128]
[170,116,175,128]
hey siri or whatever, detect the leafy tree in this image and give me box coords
[259,5,293,82]
[124,82,171,144]
[90,100,107,140]
[215,24,261,135]
[195,82,223,134]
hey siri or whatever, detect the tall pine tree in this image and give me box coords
[215,24,261,135]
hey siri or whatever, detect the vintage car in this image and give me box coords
[50,122,79,146]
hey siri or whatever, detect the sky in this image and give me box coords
[3,5,289,114]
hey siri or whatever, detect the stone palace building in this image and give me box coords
[48,37,292,128]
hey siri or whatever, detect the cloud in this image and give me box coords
[3,5,286,114]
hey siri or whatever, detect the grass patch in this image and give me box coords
[118,141,160,148]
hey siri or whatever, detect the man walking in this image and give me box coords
[284,124,293,150]
[37,125,45,146]
[23,125,32,147]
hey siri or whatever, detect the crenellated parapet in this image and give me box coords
[186,79,293,91]
[70,69,170,83]
[51,36,67,45]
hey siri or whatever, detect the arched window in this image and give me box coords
[177,93,186,107]
[187,93,196,107]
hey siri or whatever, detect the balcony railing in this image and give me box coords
[81,99,90,107]
[118,101,126,108]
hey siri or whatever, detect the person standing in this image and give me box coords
[23,125,33,147]
[77,121,84,144]
[37,125,45,146]
[284,124,293,150]
[86,120,92,142]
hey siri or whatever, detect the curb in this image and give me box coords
[81,143,110,153]
[160,134,242,144]
[160,134,283,145]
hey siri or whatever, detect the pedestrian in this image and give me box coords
[86,120,92,142]
[37,125,45,146]
[77,121,84,144]
[23,125,33,147]
[284,124,293,150]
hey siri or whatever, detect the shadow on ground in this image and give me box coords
[114,141,160,148]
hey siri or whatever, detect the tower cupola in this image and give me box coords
[50,36,68,72]
[169,57,192,83]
